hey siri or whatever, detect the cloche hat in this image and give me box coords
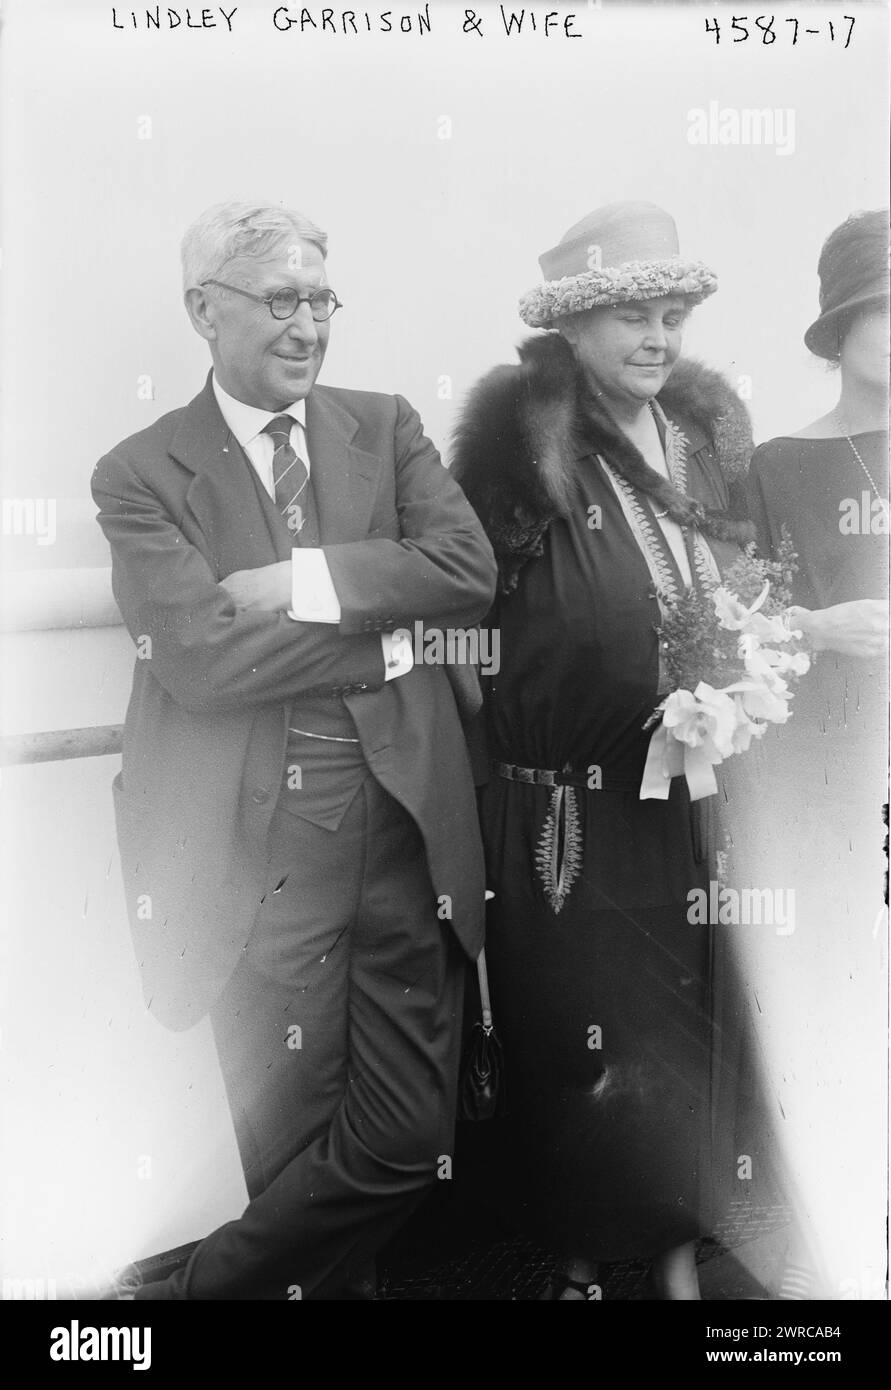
[519,200,718,329]
[803,209,890,360]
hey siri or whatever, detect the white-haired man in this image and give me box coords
[92,200,496,1299]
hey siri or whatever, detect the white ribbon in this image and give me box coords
[639,721,719,801]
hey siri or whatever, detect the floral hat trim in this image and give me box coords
[518,258,718,328]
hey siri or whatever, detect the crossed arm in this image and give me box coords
[92,397,497,713]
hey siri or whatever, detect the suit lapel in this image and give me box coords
[305,388,385,544]
[173,373,282,575]
[170,375,386,571]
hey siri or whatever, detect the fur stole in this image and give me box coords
[451,333,755,592]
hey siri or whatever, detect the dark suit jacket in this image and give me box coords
[92,372,497,1031]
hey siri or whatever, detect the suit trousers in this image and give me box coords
[135,775,465,1300]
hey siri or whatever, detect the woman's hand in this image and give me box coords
[789,599,889,659]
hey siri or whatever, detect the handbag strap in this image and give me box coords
[476,947,493,1033]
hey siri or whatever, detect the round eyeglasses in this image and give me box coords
[201,280,343,322]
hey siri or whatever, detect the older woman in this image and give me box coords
[452,202,754,1299]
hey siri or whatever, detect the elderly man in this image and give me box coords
[92,200,496,1299]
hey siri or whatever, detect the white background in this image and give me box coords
[0,0,888,1295]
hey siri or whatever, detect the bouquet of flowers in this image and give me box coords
[640,531,811,800]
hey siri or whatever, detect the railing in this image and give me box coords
[1,726,123,765]
[1,563,124,766]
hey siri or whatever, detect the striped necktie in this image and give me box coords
[264,414,308,536]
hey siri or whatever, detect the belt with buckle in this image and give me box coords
[491,760,589,789]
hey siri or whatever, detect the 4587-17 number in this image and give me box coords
[705,15,856,47]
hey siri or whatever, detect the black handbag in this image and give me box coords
[459,946,507,1121]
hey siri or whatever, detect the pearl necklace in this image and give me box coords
[834,412,890,513]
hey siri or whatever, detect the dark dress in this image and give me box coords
[478,427,739,1261]
[724,432,889,1286]
[746,432,888,867]
[747,431,888,608]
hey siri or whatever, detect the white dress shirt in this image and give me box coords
[212,374,411,680]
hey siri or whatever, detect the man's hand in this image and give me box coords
[220,562,292,613]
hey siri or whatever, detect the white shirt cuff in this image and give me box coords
[287,549,341,623]
[382,628,414,682]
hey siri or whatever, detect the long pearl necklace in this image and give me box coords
[834,412,889,514]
